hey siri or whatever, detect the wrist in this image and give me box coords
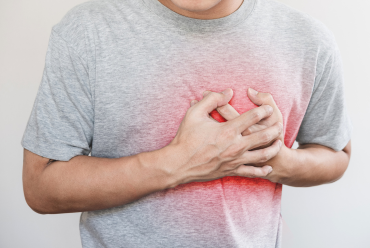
[136,144,184,190]
[273,144,297,184]
[275,145,307,185]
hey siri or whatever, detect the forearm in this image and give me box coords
[275,143,351,187]
[23,147,175,214]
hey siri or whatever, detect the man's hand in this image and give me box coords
[195,88,290,183]
[156,88,284,187]
[204,88,284,148]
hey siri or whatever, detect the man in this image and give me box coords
[22,0,352,247]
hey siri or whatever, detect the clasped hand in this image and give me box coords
[167,88,292,187]
[194,88,291,183]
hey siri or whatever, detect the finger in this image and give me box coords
[248,88,284,133]
[254,118,273,127]
[190,99,219,122]
[234,164,273,178]
[248,88,276,107]
[213,95,274,136]
[203,91,238,123]
[194,89,234,116]
[203,91,211,97]
[209,117,219,122]
[242,113,282,135]
[235,139,282,164]
[248,119,282,136]
[227,105,273,134]
[216,104,240,121]
[241,123,266,136]
[240,122,283,150]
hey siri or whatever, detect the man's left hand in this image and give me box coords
[194,88,294,183]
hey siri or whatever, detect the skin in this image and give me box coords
[22,0,351,214]
[157,0,244,19]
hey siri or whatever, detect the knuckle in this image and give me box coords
[247,127,253,135]
[221,143,240,159]
[272,140,280,151]
[225,160,238,169]
[273,123,281,136]
[242,127,252,136]
[228,144,241,157]
[228,168,238,177]
[231,158,243,168]
[220,128,233,141]
[202,144,219,162]
[249,168,257,178]
[262,92,273,101]
[260,132,271,144]
[250,109,262,122]
[217,105,228,115]
[209,92,219,100]
[264,105,273,114]
[259,149,270,163]
[277,122,283,133]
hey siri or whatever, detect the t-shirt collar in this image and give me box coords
[140,0,256,33]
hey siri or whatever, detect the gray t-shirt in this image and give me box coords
[21,0,352,247]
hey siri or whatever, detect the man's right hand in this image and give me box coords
[155,88,283,187]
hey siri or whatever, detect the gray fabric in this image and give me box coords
[295,44,353,150]
[21,0,352,247]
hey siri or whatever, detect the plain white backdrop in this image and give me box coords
[0,0,369,247]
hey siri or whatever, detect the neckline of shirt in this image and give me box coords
[140,0,257,33]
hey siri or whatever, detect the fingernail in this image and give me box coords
[267,166,273,174]
[203,91,211,97]
[278,122,283,132]
[267,105,273,115]
[190,100,197,106]
[249,88,258,96]
[221,88,232,96]
[278,140,282,148]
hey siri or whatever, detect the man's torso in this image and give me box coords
[52,0,335,246]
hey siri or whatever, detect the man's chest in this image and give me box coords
[90,34,315,157]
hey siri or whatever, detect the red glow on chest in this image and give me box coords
[208,91,259,122]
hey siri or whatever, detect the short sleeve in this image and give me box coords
[21,29,94,161]
[295,44,353,151]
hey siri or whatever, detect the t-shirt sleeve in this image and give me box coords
[295,43,353,152]
[21,28,94,161]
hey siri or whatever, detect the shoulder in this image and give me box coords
[52,0,138,32]
[53,0,102,35]
[256,0,338,53]
[50,0,136,58]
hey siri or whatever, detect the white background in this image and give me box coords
[0,0,369,247]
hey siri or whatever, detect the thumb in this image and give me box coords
[196,88,233,115]
[235,164,273,178]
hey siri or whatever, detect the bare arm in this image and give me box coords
[23,147,173,214]
[268,141,351,187]
[23,89,283,214]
